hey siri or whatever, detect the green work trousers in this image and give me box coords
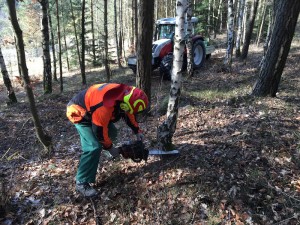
[74,122,117,183]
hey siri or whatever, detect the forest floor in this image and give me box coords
[0,33,300,224]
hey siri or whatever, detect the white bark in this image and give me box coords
[224,0,234,68]
[236,0,245,57]
[186,0,194,77]
[157,0,189,149]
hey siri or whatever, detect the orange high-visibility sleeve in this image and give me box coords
[66,104,87,123]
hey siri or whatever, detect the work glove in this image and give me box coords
[136,132,145,142]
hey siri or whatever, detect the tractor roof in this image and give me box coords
[156,17,198,25]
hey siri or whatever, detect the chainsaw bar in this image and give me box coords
[148,149,179,155]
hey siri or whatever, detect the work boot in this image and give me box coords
[75,182,98,197]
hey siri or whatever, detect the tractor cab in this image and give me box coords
[154,17,199,41]
[127,16,215,79]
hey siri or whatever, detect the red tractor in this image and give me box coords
[127,17,215,80]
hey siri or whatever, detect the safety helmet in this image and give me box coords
[122,86,149,114]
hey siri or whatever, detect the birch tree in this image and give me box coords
[48,11,57,81]
[224,0,234,71]
[157,0,189,149]
[235,0,245,57]
[186,0,194,77]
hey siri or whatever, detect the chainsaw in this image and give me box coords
[117,140,179,163]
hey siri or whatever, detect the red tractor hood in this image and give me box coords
[152,39,172,58]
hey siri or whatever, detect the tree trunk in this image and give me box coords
[212,0,216,38]
[134,0,138,52]
[114,0,122,67]
[165,0,168,17]
[235,0,245,57]
[0,45,17,104]
[214,0,223,38]
[136,0,154,99]
[104,0,111,82]
[61,2,70,73]
[119,0,124,60]
[259,7,272,68]
[242,3,247,44]
[157,0,188,150]
[55,0,63,92]
[90,0,97,66]
[155,0,158,20]
[131,0,135,48]
[224,0,234,70]
[13,36,22,77]
[219,1,223,31]
[208,0,211,35]
[81,0,86,85]
[6,0,52,152]
[70,0,82,72]
[252,0,300,97]
[62,25,70,71]
[256,0,266,46]
[40,0,52,94]
[240,0,259,60]
[186,0,194,77]
[48,13,57,81]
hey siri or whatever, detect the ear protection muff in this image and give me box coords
[120,103,130,112]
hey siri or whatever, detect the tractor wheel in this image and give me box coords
[193,39,206,69]
[159,54,173,80]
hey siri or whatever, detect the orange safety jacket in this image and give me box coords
[66,83,140,149]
